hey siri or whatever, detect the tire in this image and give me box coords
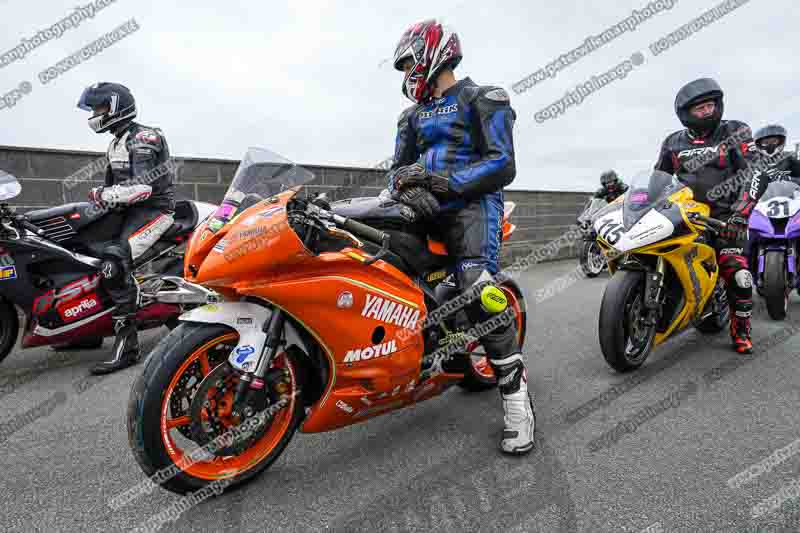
[458,280,527,392]
[0,301,19,365]
[580,240,603,278]
[599,270,655,373]
[764,250,788,320]
[127,322,306,495]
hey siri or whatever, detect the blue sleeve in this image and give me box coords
[449,87,516,198]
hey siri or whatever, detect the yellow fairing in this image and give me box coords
[640,236,718,345]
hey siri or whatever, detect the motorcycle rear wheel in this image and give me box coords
[458,281,527,392]
[127,322,305,494]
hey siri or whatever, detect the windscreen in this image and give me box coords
[622,169,683,229]
[208,147,315,231]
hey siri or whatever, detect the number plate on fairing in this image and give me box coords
[756,196,800,219]
[594,209,675,252]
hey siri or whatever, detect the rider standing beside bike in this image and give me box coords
[753,125,800,185]
[77,82,176,374]
[386,20,535,454]
[654,78,756,354]
[593,170,628,202]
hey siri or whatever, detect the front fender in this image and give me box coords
[178,302,272,371]
[178,301,312,372]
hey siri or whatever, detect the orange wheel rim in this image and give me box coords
[159,333,297,481]
[469,287,524,379]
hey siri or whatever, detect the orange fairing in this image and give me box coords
[182,187,440,431]
[427,200,516,255]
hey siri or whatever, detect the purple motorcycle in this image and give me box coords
[748,180,800,320]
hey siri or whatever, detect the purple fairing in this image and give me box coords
[748,210,773,240]
[787,212,800,240]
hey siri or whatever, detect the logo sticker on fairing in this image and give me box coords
[343,339,398,363]
[0,265,17,280]
[361,294,419,328]
[337,291,354,309]
[235,345,255,363]
[58,295,100,321]
[259,206,285,219]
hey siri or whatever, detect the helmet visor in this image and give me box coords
[77,86,106,111]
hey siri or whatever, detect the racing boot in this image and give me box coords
[91,314,141,375]
[730,299,753,354]
[492,353,535,455]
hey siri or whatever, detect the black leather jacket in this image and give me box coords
[655,120,753,219]
[105,121,175,210]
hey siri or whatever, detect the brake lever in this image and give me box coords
[327,226,364,248]
[363,234,390,266]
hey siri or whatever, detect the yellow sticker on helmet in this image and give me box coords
[480,286,507,313]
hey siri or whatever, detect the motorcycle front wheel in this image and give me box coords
[0,300,19,365]
[764,250,789,320]
[580,240,605,278]
[599,270,656,372]
[127,322,305,494]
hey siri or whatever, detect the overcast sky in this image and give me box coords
[0,0,797,191]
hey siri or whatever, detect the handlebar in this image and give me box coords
[340,218,388,245]
[688,212,727,231]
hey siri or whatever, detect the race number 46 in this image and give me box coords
[597,219,624,245]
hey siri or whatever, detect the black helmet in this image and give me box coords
[600,170,619,188]
[674,78,723,134]
[754,124,787,156]
[77,82,136,134]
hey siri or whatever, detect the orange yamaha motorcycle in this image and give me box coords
[127,147,527,494]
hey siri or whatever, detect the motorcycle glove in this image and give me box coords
[391,185,440,221]
[722,212,748,242]
[389,162,451,197]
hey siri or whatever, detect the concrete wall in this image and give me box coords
[0,145,591,265]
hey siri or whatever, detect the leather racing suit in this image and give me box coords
[99,121,176,338]
[389,77,528,441]
[655,119,755,347]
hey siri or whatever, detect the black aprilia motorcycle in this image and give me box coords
[0,170,216,364]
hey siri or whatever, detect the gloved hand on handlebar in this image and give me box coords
[388,163,451,197]
[391,185,440,221]
[722,212,748,242]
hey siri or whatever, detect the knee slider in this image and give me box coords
[480,284,508,314]
[100,245,130,283]
[734,269,753,290]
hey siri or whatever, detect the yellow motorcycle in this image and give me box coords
[593,170,730,372]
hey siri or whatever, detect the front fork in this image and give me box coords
[753,242,798,289]
[228,223,319,418]
[642,257,666,326]
[229,309,289,420]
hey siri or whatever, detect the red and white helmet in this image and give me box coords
[393,19,462,104]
